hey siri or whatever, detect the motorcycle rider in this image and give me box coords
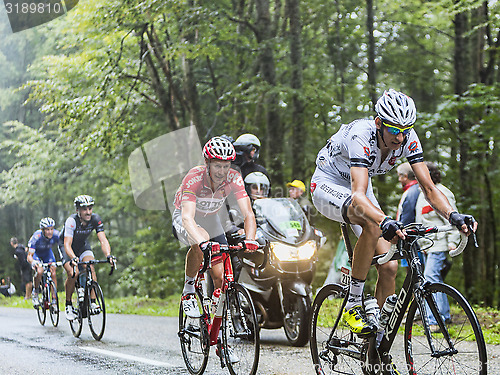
[233,134,270,182]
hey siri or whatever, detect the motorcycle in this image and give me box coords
[230,197,326,347]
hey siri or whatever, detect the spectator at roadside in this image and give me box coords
[416,161,459,333]
[9,237,32,299]
[287,179,316,223]
[396,162,424,267]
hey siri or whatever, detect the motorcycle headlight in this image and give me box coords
[270,240,317,261]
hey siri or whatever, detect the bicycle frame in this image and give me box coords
[196,252,235,346]
[340,223,461,358]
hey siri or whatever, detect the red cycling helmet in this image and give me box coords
[202,137,236,161]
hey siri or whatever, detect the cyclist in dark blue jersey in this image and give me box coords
[59,195,114,320]
[27,217,60,307]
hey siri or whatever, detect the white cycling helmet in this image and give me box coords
[203,137,236,161]
[375,89,416,127]
[74,195,94,209]
[244,172,270,199]
[39,217,55,229]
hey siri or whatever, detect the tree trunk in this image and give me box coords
[287,0,305,180]
[255,0,284,187]
[366,0,377,108]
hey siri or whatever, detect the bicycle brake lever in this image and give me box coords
[468,224,478,248]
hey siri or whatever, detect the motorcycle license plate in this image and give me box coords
[340,266,351,286]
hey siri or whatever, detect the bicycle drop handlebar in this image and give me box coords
[377,224,469,265]
[71,258,117,277]
[199,242,266,274]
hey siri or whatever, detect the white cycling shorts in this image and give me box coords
[311,172,380,237]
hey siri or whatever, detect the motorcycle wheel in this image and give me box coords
[283,293,310,347]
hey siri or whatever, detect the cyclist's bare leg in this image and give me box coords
[209,262,223,290]
[82,254,95,299]
[34,266,43,289]
[64,262,78,302]
[185,227,210,279]
[374,238,397,306]
[347,214,380,281]
[50,265,57,290]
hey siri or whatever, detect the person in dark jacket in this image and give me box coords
[10,237,32,299]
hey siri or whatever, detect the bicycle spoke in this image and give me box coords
[88,282,106,340]
[405,283,487,374]
[178,302,209,375]
[223,283,259,375]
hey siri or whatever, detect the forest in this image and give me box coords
[0,0,498,306]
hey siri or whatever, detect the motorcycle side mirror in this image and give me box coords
[228,208,244,225]
[256,216,266,225]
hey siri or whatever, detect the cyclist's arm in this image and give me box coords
[181,200,208,244]
[64,236,77,260]
[26,250,34,265]
[96,231,111,257]
[236,196,256,241]
[350,167,389,226]
[412,162,455,221]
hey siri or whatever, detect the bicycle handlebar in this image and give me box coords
[377,224,468,265]
[71,258,117,277]
[39,261,63,268]
[199,242,265,274]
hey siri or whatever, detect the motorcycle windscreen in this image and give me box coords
[253,198,310,244]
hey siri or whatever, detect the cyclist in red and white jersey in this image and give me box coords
[311,89,477,348]
[173,136,258,319]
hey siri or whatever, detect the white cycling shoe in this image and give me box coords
[65,305,76,321]
[216,345,240,364]
[181,294,202,318]
[32,293,40,307]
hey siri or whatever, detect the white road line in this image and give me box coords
[80,347,175,367]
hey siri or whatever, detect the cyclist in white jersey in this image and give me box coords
[311,90,477,347]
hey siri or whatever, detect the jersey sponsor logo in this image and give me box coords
[389,156,397,166]
[185,174,203,189]
[310,182,317,193]
[421,205,434,214]
[363,147,370,157]
[408,141,419,153]
[196,198,225,213]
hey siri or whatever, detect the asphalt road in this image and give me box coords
[1,306,498,374]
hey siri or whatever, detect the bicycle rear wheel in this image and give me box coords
[222,283,259,375]
[178,300,209,375]
[310,283,364,375]
[69,288,83,338]
[36,285,46,326]
[48,281,59,327]
[88,282,106,340]
[405,282,487,374]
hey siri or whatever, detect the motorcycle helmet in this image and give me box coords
[234,134,261,162]
[244,172,270,200]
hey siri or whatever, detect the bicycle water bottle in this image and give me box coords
[211,288,221,316]
[364,295,380,330]
[78,287,85,302]
[377,294,397,346]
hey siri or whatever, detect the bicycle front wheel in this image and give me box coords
[36,285,46,326]
[88,282,106,340]
[405,282,487,374]
[69,288,83,338]
[48,281,59,327]
[178,300,209,375]
[222,283,259,375]
[310,283,364,375]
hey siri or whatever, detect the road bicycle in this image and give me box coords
[310,223,487,375]
[69,258,116,340]
[178,242,262,375]
[34,261,63,327]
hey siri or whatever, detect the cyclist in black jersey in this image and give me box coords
[60,195,114,321]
